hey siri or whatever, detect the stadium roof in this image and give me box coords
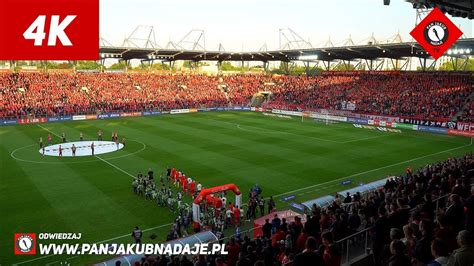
[100,38,474,62]
[405,0,474,19]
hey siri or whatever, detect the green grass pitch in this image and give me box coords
[1,111,472,265]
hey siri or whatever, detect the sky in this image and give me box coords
[99,0,473,52]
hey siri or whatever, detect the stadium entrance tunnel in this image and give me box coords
[192,184,242,225]
[39,141,124,157]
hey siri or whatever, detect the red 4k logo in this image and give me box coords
[23,15,77,46]
[410,7,463,60]
[0,0,99,60]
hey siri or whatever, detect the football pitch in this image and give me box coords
[1,111,472,265]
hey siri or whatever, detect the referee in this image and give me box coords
[131,226,142,244]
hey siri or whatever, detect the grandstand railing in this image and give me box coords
[336,192,454,265]
[336,226,372,265]
[434,193,450,211]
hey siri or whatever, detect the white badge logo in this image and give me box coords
[17,235,34,253]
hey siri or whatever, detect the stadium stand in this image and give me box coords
[0,69,474,266]
[264,73,473,121]
[458,101,474,122]
[1,72,473,122]
[1,71,473,265]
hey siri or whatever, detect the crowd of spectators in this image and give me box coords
[0,73,229,117]
[127,152,473,266]
[457,101,474,122]
[265,73,473,121]
[1,72,472,121]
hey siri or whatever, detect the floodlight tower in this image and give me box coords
[415,6,431,25]
[122,25,159,49]
[278,28,312,50]
[176,29,206,51]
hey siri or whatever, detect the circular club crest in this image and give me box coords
[16,235,34,253]
[424,21,448,46]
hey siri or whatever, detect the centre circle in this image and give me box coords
[39,141,124,157]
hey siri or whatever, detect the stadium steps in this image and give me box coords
[218,85,231,103]
[250,94,265,107]
[453,91,474,121]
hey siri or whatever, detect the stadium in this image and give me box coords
[0,1,473,266]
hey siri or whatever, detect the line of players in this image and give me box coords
[132,169,194,213]
[38,130,125,156]
[132,167,258,237]
[132,168,202,214]
[39,130,125,146]
[132,168,196,238]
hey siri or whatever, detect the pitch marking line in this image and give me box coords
[38,119,137,178]
[38,124,63,138]
[236,124,342,143]
[236,123,392,144]
[272,141,472,198]
[197,118,342,143]
[10,141,147,164]
[226,117,464,145]
[34,124,147,165]
[205,116,386,143]
[95,155,135,178]
[340,134,390,143]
